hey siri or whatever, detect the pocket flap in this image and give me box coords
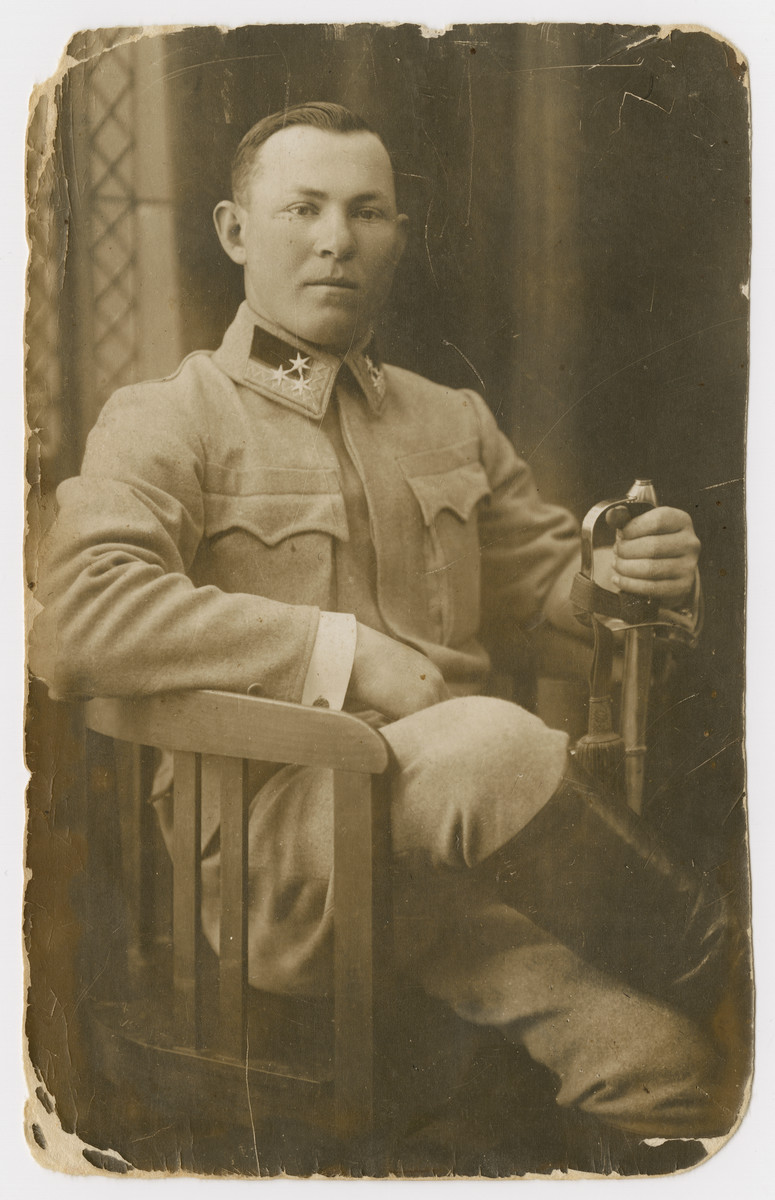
[204,491,348,545]
[399,445,491,526]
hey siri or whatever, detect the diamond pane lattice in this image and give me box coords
[84,40,139,404]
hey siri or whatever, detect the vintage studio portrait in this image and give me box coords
[25,23,751,1178]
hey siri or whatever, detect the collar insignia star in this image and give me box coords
[289,352,311,377]
[242,319,385,416]
[363,353,386,399]
[245,324,329,410]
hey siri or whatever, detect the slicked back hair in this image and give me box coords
[231,102,382,204]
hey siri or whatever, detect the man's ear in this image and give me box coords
[213,200,247,265]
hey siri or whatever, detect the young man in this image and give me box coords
[32,103,735,1141]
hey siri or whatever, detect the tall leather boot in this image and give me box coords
[482,761,731,1027]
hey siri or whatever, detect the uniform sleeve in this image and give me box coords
[30,382,320,701]
[469,391,581,645]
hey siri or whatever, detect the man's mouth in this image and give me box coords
[305,278,359,289]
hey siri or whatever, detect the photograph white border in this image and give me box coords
[4,3,772,1195]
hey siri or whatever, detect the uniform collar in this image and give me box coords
[212,301,387,418]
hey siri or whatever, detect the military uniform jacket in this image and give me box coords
[33,302,579,704]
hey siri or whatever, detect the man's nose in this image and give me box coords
[314,209,357,259]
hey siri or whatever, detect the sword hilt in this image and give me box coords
[572,479,659,628]
[572,481,659,807]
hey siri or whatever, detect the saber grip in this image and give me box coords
[572,479,659,627]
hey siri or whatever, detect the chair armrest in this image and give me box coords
[84,689,389,774]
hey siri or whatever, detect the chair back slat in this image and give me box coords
[211,755,250,1060]
[173,750,202,1048]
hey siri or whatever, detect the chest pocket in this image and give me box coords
[200,466,348,607]
[398,441,491,645]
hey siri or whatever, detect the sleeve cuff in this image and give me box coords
[657,567,703,647]
[300,611,358,710]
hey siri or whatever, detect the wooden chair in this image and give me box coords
[43,660,718,1178]
[76,606,691,1176]
[82,689,394,1165]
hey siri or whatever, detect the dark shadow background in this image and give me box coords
[26,23,750,1171]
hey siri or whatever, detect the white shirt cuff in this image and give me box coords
[300,611,358,710]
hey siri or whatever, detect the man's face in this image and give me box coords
[222,126,407,353]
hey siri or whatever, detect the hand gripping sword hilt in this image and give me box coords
[571,479,660,630]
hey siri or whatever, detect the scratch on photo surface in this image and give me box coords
[645,692,700,736]
[604,30,662,59]
[269,36,292,113]
[423,194,439,289]
[464,57,474,226]
[614,92,676,134]
[156,53,285,89]
[686,737,741,777]
[701,478,743,491]
[442,340,485,391]
[245,1026,260,1175]
[526,317,744,462]
[486,49,647,76]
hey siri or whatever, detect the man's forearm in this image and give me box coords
[31,479,323,703]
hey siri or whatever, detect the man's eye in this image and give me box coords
[356,208,383,222]
[286,203,316,217]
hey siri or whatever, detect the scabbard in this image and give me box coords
[621,623,655,814]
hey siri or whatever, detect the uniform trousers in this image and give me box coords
[186,695,734,1139]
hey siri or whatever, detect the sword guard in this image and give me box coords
[572,480,660,629]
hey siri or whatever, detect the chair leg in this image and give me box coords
[173,750,202,1048]
[211,755,249,1060]
[333,770,392,1139]
[115,742,156,958]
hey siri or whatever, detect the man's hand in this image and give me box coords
[610,506,700,605]
[346,622,450,722]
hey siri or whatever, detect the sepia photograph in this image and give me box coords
[23,15,755,1180]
